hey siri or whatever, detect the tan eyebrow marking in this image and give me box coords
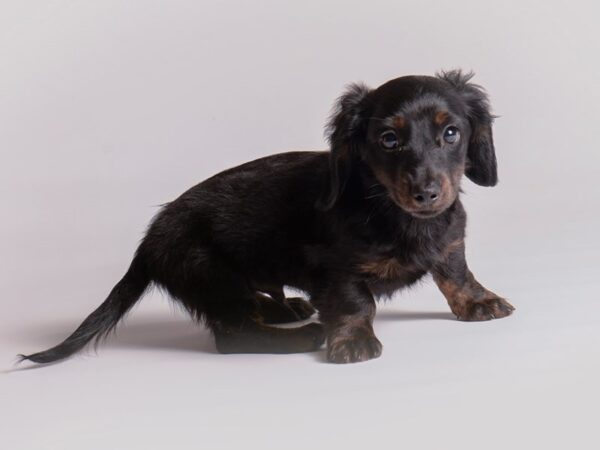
[434,111,449,126]
[393,116,406,128]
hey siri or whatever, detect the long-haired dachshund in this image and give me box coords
[20,70,514,365]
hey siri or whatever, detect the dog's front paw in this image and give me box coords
[456,297,515,321]
[327,330,382,364]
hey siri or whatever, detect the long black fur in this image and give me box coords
[20,70,513,365]
[18,254,149,363]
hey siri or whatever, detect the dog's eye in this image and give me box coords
[443,126,460,144]
[379,131,400,150]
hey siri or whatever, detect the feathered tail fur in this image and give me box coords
[18,253,150,364]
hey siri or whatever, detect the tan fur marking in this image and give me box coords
[433,271,514,320]
[435,276,471,309]
[434,111,449,126]
[359,257,407,280]
[442,238,464,259]
[393,116,406,128]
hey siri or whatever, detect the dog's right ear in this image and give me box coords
[316,83,372,211]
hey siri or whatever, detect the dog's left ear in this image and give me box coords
[316,83,372,210]
[438,70,498,186]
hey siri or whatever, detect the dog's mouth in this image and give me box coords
[387,192,450,219]
[374,176,456,220]
[408,209,444,219]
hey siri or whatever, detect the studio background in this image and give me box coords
[1,1,598,449]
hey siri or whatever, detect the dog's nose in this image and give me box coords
[412,183,440,206]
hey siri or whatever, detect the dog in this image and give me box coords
[19,70,514,365]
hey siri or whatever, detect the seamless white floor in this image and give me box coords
[2,1,599,449]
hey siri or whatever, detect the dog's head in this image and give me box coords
[318,70,497,218]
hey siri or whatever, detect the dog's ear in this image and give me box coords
[316,82,372,210]
[438,70,498,186]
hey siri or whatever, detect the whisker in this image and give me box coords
[365,193,393,224]
[364,192,387,200]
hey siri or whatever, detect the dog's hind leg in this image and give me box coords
[213,319,325,354]
[165,252,323,354]
[189,279,324,354]
[254,292,316,324]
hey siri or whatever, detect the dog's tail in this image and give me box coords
[18,252,150,364]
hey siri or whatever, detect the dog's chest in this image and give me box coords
[356,234,441,285]
[358,254,428,298]
[358,257,416,280]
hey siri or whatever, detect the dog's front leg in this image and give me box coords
[315,281,382,363]
[432,240,515,321]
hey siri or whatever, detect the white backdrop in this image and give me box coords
[1,1,599,449]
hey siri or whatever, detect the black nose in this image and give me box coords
[412,184,440,206]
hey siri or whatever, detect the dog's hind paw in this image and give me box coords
[286,297,316,321]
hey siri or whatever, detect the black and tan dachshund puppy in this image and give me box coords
[20,70,514,365]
